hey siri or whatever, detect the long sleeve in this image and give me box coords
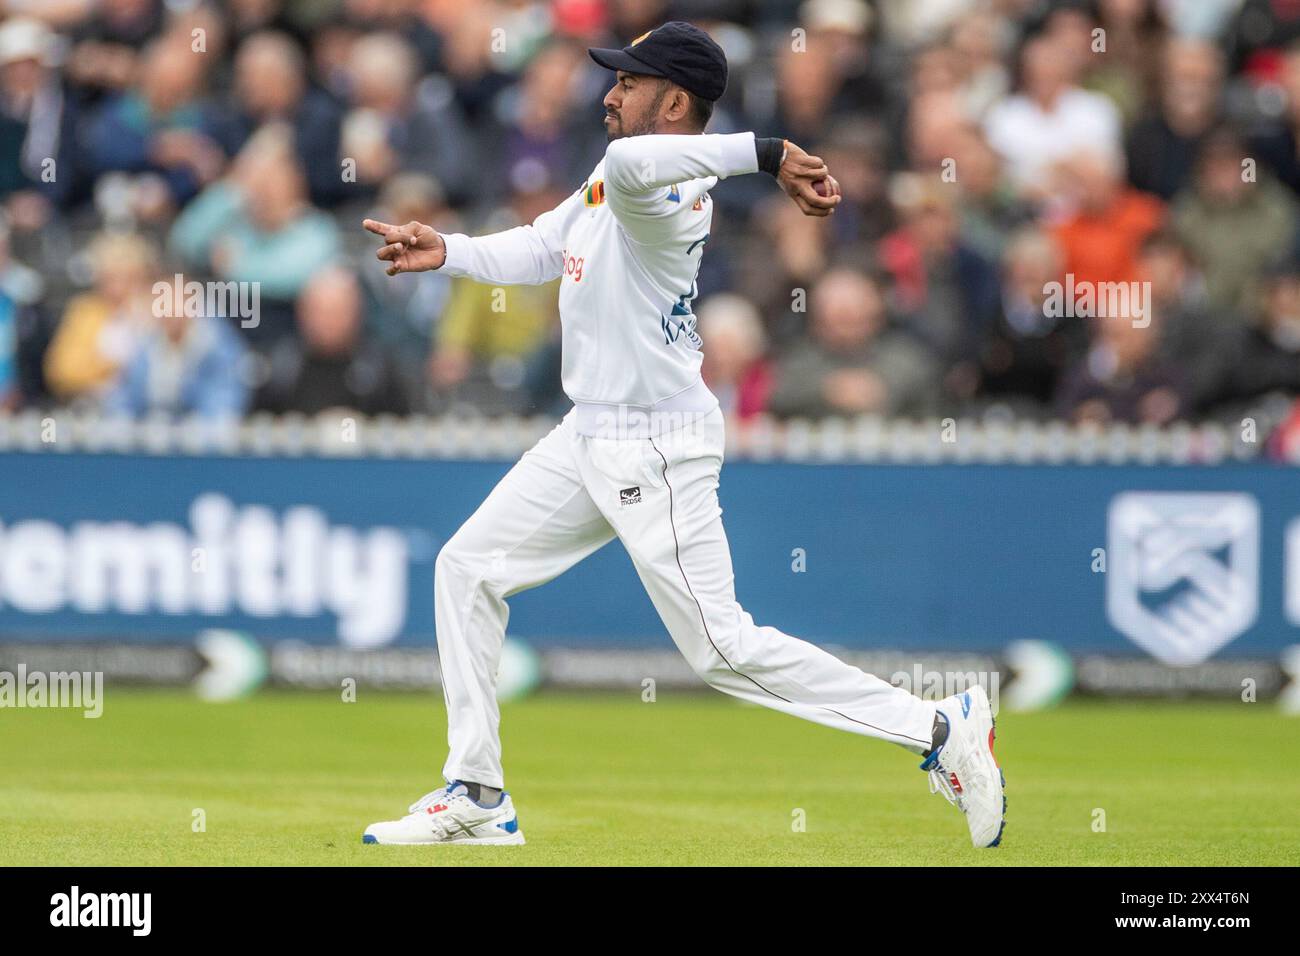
[602,132,759,243]
[440,188,584,286]
[602,132,759,196]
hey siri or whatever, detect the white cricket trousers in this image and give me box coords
[435,405,937,788]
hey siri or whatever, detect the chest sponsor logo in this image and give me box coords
[561,249,584,282]
[1106,492,1260,665]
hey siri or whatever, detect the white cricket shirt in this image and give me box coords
[439,131,761,433]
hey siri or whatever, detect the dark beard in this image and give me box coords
[605,111,658,142]
[605,83,669,141]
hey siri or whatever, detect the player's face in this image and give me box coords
[603,71,668,141]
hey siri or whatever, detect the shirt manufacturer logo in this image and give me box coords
[619,487,642,506]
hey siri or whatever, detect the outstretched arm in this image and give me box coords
[602,132,841,222]
[363,187,583,285]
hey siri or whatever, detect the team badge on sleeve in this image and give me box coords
[584,180,606,207]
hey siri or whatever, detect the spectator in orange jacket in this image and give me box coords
[1049,150,1164,297]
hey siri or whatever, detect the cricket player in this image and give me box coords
[361,22,1005,849]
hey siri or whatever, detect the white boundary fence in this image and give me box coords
[0,408,1286,465]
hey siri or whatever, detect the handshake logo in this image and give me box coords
[1106,492,1260,666]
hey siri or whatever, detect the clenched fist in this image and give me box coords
[776,141,841,218]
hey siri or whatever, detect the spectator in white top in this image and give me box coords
[984,33,1122,200]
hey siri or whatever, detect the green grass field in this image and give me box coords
[1,689,1297,866]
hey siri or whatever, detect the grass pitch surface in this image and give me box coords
[2,690,1296,866]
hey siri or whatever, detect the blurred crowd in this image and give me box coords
[3,0,1300,453]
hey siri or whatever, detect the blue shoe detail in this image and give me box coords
[960,692,971,719]
[498,816,519,834]
[919,711,950,769]
[362,833,378,844]
[988,820,1005,848]
[987,768,1007,847]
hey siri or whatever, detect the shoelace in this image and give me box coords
[931,742,995,811]
[407,784,480,839]
[920,747,961,807]
[407,784,460,815]
[928,768,959,806]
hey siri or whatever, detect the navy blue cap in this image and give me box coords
[588,21,728,102]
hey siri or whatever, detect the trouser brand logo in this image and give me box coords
[1106,492,1260,665]
[619,487,642,506]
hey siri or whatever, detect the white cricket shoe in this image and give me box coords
[920,684,1006,848]
[362,782,525,846]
